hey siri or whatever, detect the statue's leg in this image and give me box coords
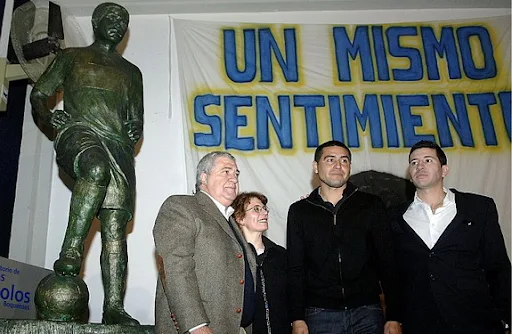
[99,209,140,326]
[54,148,110,276]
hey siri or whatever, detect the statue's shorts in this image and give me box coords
[54,124,135,220]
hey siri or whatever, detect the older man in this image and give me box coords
[391,140,511,333]
[154,151,256,333]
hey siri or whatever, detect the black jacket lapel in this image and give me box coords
[195,191,239,243]
[432,189,467,249]
[395,200,431,250]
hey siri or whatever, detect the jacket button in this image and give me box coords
[236,308,242,313]
[240,279,244,284]
[429,273,435,280]
[236,253,243,258]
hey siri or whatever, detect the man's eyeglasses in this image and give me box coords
[245,205,270,214]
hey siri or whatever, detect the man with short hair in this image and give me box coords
[287,140,402,334]
[391,140,511,333]
[154,151,256,334]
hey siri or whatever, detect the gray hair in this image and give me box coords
[195,151,236,192]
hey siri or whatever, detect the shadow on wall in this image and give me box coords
[308,169,415,208]
[350,170,416,208]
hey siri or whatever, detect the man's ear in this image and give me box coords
[312,161,318,174]
[200,173,208,186]
[442,165,449,178]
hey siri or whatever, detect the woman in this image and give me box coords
[232,192,291,334]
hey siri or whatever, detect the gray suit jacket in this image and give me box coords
[154,192,257,333]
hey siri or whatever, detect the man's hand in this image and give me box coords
[384,321,402,334]
[50,109,71,130]
[190,326,213,334]
[292,320,308,334]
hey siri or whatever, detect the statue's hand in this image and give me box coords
[126,121,142,144]
[50,109,71,130]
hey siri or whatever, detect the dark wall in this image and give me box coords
[0,80,27,257]
[0,0,30,257]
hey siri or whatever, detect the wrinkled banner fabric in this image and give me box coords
[173,16,511,247]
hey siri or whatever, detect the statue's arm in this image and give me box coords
[30,89,52,125]
[30,51,72,129]
[126,67,143,144]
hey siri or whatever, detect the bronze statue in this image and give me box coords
[30,2,143,326]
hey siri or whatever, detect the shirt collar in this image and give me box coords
[412,187,455,206]
[200,190,234,220]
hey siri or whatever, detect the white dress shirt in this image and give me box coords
[403,188,457,249]
[201,190,234,220]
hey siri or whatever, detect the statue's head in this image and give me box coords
[92,2,129,45]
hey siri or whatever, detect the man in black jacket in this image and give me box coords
[391,140,511,334]
[287,140,402,334]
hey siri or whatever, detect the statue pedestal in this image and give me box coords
[0,319,154,334]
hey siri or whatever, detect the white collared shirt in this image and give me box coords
[403,188,457,249]
[200,190,234,220]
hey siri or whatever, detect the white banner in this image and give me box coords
[173,16,511,249]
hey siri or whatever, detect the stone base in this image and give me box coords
[0,319,154,334]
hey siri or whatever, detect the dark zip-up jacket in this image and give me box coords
[286,181,399,322]
[252,236,291,334]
